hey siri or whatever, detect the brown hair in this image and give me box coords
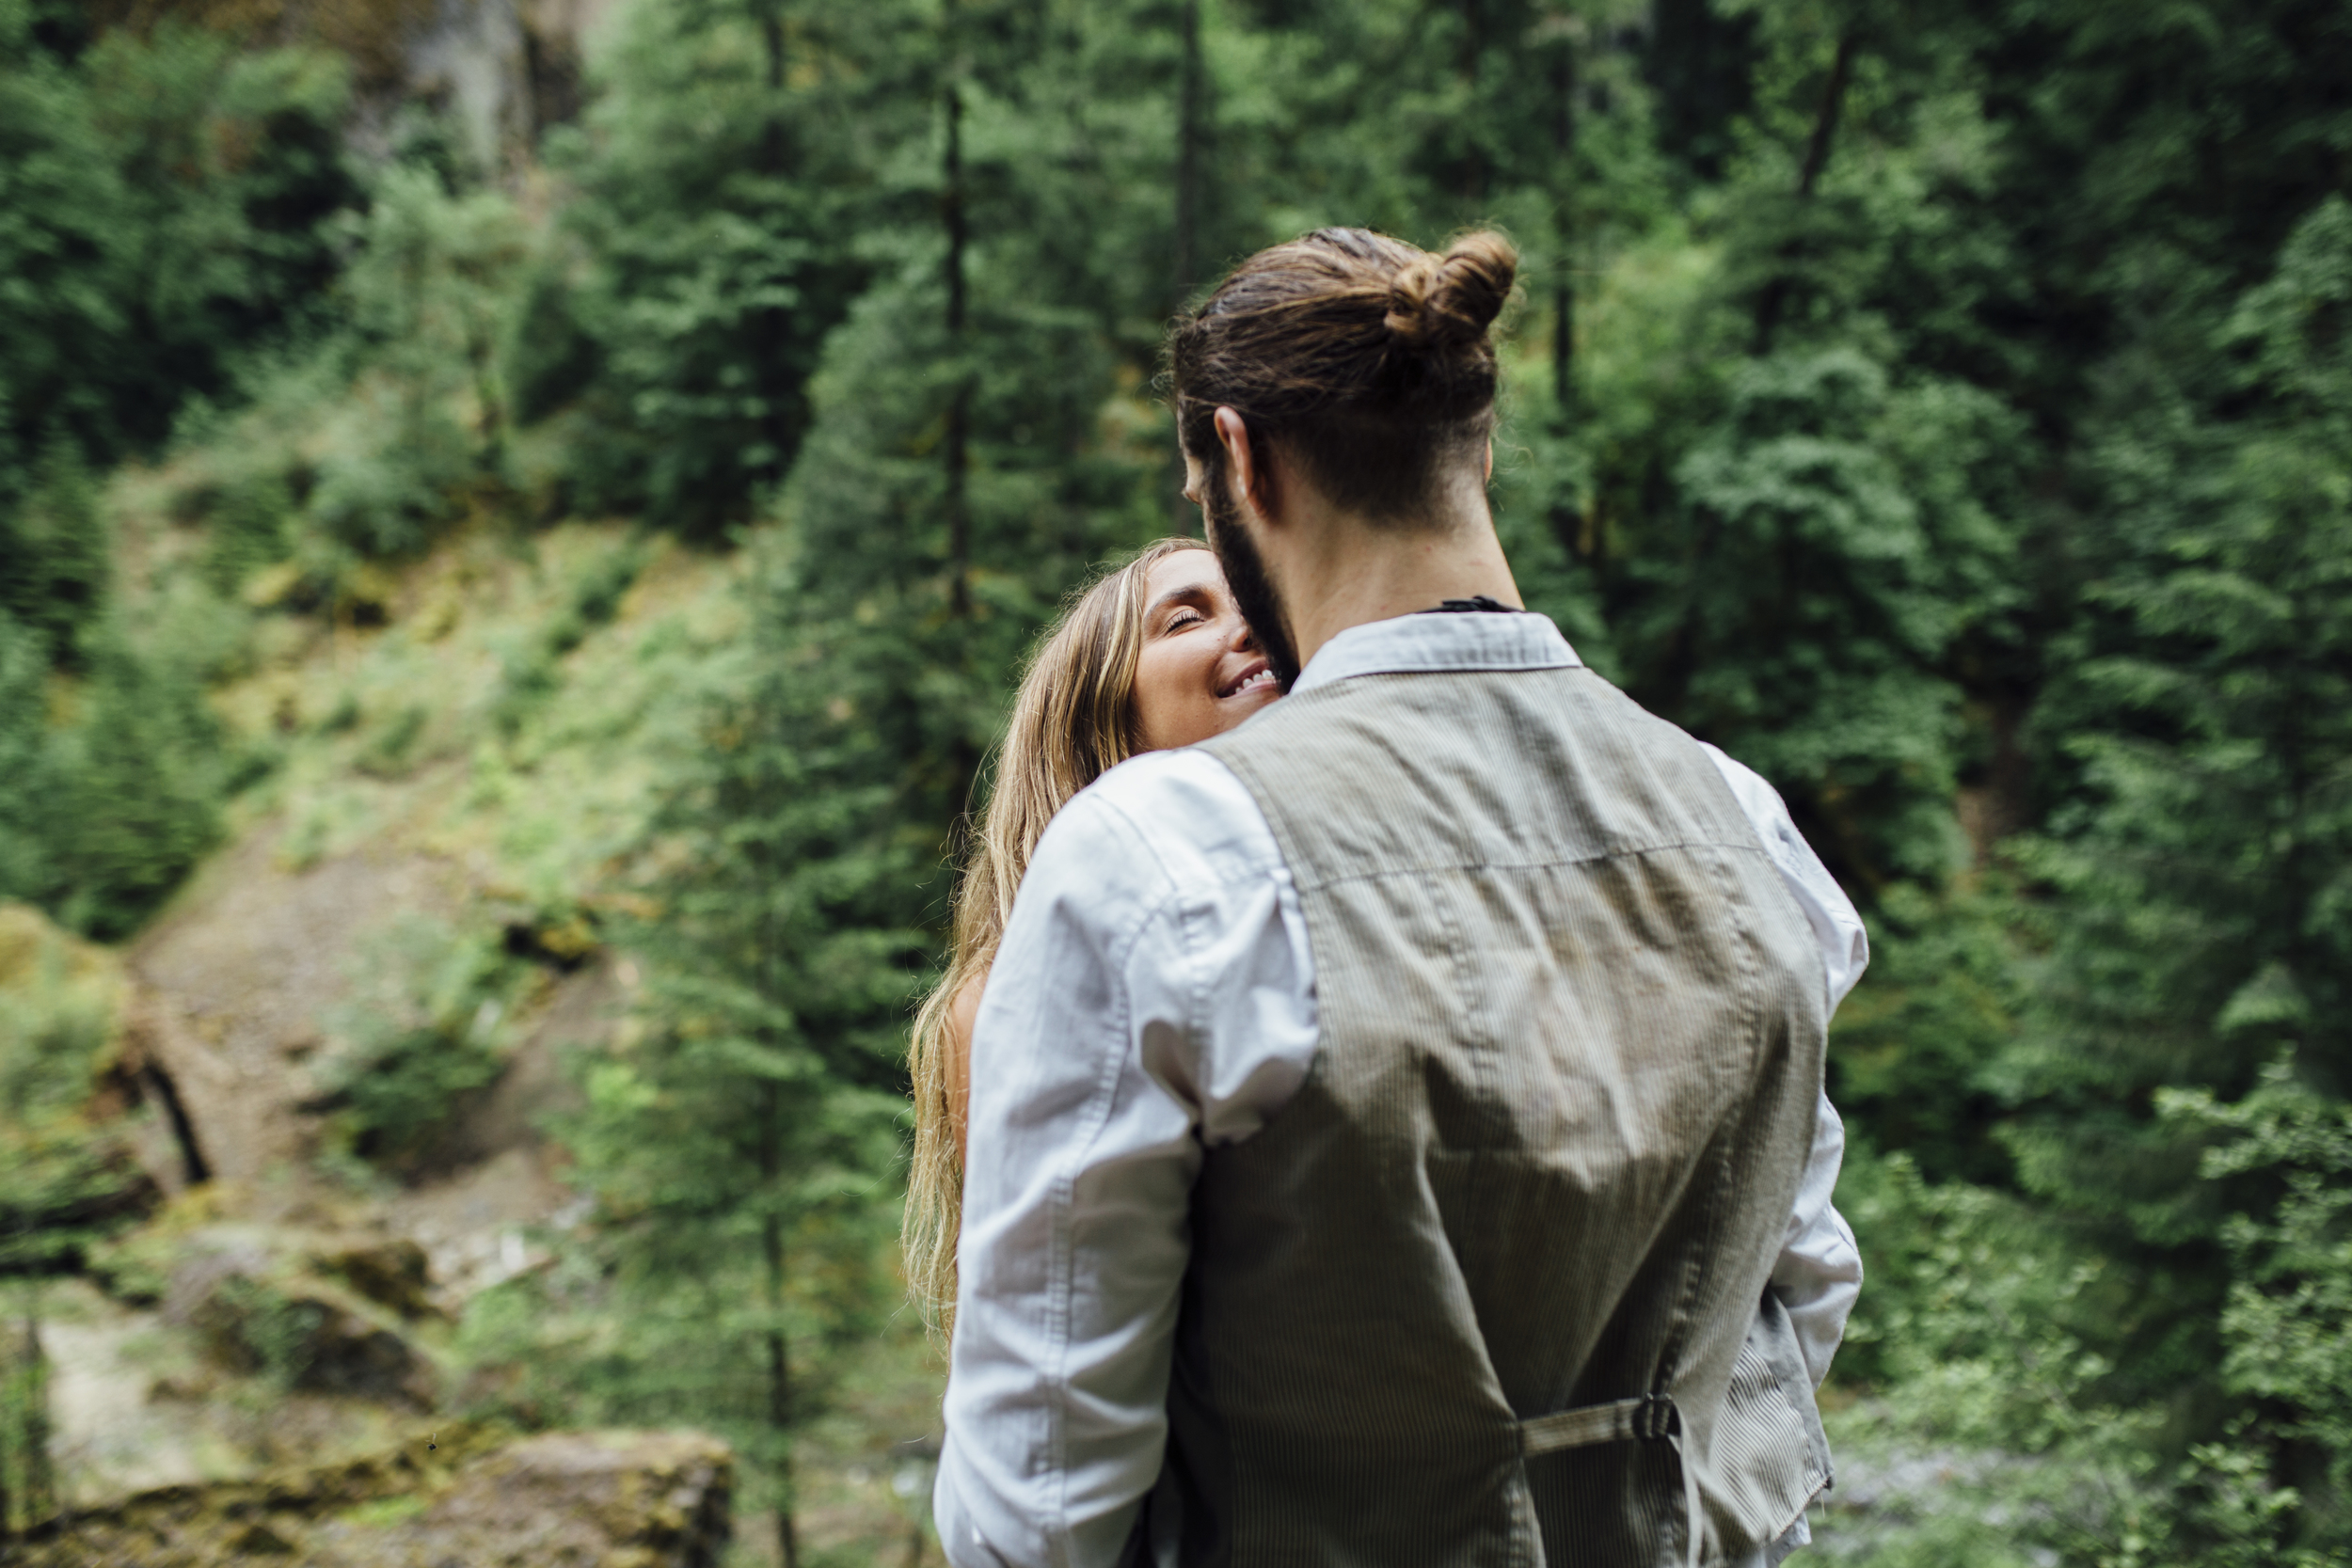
[1168,228,1518,524]
[904,537,1215,1348]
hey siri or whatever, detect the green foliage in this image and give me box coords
[43,628,226,941]
[555,539,914,1528]
[1830,1135,2350,1565]
[204,1274,333,1388]
[0,907,138,1275]
[1824,883,2020,1185]
[1978,182,2352,1463]
[198,470,297,594]
[314,165,529,556]
[1825,1148,2183,1565]
[0,0,365,942]
[518,0,887,532]
[2163,1064,2352,1551]
[0,2,358,487]
[314,914,514,1167]
[0,614,54,905]
[0,444,109,669]
[490,535,650,736]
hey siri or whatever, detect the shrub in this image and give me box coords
[314,913,514,1167]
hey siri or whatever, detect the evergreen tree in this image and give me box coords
[770,0,1191,941]
[47,627,225,942]
[1997,195,2352,1424]
[0,1,357,490]
[314,162,530,558]
[0,445,108,671]
[515,0,894,533]
[567,542,914,1566]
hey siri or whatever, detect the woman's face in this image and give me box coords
[1131,550,1279,752]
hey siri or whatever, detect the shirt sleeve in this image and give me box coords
[933,755,1315,1568]
[1699,743,1868,1016]
[1701,743,1867,1386]
[1772,1090,1864,1386]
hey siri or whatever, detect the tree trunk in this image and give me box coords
[1751,31,1857,354]
[15,1303,51,1532]
[2,1329,12,1542]
[942,48,971,618]
[1549,34,1577,420]
[1457,0,1486,204]
[760,1082,799,1568]
[1169,0,1205,534]
[758,3,792,489]
[1172,0,1201,311]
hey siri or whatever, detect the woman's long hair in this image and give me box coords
[905,536,1213,1347]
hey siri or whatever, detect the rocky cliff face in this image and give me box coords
[87,0,619,174]
[4,517,938,1557]
[15,1425,732,1567]
[2,527,734,1519]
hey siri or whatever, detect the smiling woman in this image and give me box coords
[1132,548,1279,752]
[902,538,1279,1346]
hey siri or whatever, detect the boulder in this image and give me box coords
[318,1236,438,1320]
[13,1424,733,1567]
[387,1431,734,1566]
[163,1230,439,1407]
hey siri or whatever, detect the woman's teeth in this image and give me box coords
[1222,670,1275,698]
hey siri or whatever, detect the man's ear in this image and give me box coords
[1213,407,1276,522]
[1485,440,1494,483]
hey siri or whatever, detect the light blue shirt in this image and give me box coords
[937,611,1867,1568]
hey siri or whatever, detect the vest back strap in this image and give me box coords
[1518,1392,1677,1455]
[1518,1394,1704,1568]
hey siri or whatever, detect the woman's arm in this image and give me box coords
[946,975,982,1168]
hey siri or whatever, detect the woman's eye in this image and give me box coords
[1167,610,1204,632]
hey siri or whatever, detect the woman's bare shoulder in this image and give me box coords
[947,974,984,1052]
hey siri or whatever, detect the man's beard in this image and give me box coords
[1203,478,1303,692]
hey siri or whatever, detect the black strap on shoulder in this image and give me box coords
[1424,594,1521,614]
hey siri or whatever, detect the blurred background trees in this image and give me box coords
[1,0,2348,1559]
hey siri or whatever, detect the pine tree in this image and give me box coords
[1997,195,2352,1414]
[516,0,896,533]
[565,546,915,1563]
[48,628,225,942]
[0,4,357,490]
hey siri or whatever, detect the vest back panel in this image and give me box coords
[1160,661,1831,1568]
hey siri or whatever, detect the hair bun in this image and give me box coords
[1383,231,1518,350]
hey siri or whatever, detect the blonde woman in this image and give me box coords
[904,537,1279,1340]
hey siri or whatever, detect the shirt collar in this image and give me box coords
[1288,610,1583,696]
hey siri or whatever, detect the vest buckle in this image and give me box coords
[1632,1391,1678,1441]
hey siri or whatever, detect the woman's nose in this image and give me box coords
[1230,614,1259,653]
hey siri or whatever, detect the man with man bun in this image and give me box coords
[936,228,1864,1568]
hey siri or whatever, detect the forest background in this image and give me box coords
[1,0,2349,1560]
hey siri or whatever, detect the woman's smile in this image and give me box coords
[1217,659,1275,701]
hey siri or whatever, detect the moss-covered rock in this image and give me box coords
[15,1423,732,1566]
[317,1236,437,1321]
[162,1228,442,1406]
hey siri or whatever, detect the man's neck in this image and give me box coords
[1277,503,1524,673]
